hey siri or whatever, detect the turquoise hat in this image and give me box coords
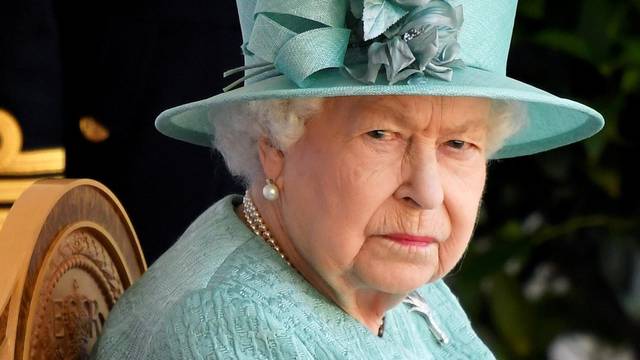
[155,0,604,159]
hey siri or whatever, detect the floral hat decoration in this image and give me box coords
[155,0,604,159]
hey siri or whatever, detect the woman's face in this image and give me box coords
[277,95,490,294]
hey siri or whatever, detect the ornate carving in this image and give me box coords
[28,227,125,360]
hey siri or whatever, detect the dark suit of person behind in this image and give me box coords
[0,0,244,263]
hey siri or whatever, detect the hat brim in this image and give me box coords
[155,66,604,159]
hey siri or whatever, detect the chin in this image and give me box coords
[353,259,438,294]
[350,238,442,294]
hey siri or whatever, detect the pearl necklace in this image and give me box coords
[241,191,292,267]
[240,191,386,337]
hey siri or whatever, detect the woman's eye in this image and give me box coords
[367,130,392,140]
[446,140,469,150]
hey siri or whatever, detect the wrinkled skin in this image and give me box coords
[249,95,490,333]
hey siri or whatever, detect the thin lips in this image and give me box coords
[383,233,438,244]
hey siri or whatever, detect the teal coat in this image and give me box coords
[92,194,495,359]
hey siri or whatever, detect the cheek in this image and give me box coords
[329,142,408,235]
[438,164,486,274]
[282,139,403,269]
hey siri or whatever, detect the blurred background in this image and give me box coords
[1,0,638,359]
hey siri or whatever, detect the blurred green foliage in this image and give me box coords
[448,0,640,358]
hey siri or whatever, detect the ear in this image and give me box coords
[257,136,285,183]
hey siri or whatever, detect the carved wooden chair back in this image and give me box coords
[0,179,146,360]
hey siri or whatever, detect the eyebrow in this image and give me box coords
[346,104,403,135]
[357,103,413,128]
[359,103,488,135]
[443,118,488,134]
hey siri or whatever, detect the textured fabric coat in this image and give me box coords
[92,194,495,359]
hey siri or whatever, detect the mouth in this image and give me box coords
[381,233,437,247]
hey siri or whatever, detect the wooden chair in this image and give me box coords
[0,108,66,227]
[0,179,147,360]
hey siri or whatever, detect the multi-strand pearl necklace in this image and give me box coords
[241,191,293,267]
[240,191,386,337]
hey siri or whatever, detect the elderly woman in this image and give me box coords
[92,0,604,359]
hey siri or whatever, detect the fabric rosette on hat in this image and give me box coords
[155,0,605,159]
[344,0,464,84]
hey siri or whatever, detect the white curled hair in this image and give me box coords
[485,100,528,159]
[211,97,527,187]
[212,98,323,187]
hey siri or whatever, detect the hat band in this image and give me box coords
[224,0,464,91]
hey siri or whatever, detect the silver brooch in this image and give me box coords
[403,291,450,345]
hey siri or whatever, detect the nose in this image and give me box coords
[394,142,444,210]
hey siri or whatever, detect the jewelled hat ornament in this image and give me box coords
[155,0,604,159]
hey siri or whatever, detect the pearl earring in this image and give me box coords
[262,178,279,201]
